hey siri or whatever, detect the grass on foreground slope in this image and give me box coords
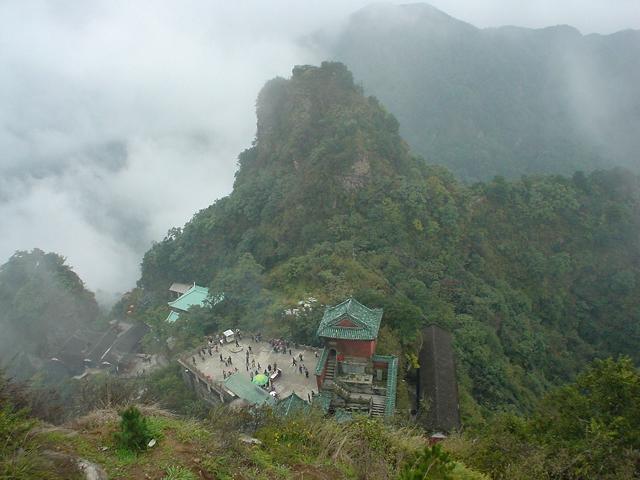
[35,404,486,480]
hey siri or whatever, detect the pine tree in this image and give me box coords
[115,406,152,452]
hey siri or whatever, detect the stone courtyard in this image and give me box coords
[187,335,321,401]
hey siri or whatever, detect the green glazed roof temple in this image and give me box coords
[165,284,224,323]
[168,285,211,312]
[316,298,383,341]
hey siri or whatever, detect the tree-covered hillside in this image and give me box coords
[138,62,640,419]
[0,249,100,375]
[320,3,640,181]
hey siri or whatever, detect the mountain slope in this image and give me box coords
[320,3,640,181]
[0,249,100,376]
[139,62,640,418]
[140,62,425,293]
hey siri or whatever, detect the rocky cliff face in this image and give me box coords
[140,61,426,292]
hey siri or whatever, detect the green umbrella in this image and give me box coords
[252,373,269,386]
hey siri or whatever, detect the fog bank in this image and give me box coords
[1,0,637,300]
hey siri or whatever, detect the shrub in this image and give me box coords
[399,444,455,479]
[114,406,153,452]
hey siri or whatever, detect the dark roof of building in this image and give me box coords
[56,332,90,357]
[111,323,149,354]
[57,334,89,357]
[102,323,149,365]
[87,326,119,362]
[316,298,383,341]
[54,333,93,373]
[420,325,460,432]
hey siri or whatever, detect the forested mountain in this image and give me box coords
[0,249,100,375]
[139,62,640,419]
[318,3,640,181]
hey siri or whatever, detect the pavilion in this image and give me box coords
[314,298,398,417]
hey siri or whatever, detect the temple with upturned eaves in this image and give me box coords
[314,298,398,418]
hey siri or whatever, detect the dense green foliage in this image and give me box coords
[137,62,640,419]
[447,357,640,479]
[0,249,100,377]
[324,3,640,181]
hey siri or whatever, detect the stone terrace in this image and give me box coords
[186,336,321,401]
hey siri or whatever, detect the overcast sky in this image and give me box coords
[1,1,638,302]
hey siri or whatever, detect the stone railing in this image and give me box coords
[177,358,227,404]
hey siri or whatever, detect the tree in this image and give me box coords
[209,253,274,330]
[532,357,640,479]
[114,406,153,453]
[0,249,100,370]
[448,358,640,479]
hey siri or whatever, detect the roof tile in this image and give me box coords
[316,298,383,341]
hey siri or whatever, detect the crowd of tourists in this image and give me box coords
[188,330,322,391]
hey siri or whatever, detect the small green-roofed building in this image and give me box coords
[168,285,210,312]
[165,284,224,323]
[275,392,309,417]
[313,390,333,414]
[223,374,275,406]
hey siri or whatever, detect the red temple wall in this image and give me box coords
[335,339,376,358]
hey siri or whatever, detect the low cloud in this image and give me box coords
[0,0,636,301]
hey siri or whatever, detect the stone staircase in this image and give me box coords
[324,357,336,381]
[329,379,387,417]
[320,355,392,418]
[370,399,386,417]
[346,402,370,413]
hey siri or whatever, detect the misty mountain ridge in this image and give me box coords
[138,62,640,417]
[319,2,640,181]
[2,2,638,299]
[3,58,640,479]
[2,5,640,478]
